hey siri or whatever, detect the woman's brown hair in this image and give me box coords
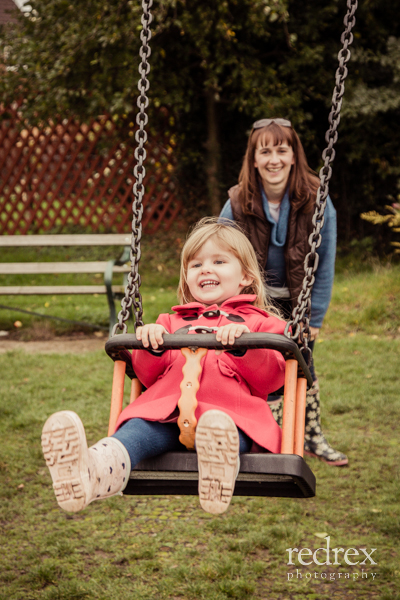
[238,122,320,214]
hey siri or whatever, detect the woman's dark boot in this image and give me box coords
[268,383,348,466]
[304,381,348,466]
[268,397,283,428]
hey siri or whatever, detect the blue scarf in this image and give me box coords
[260,186,290,247]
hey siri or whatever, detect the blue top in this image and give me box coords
[219,189,337,328]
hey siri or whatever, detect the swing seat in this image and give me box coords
[105,332,316,499]
[125,452,315,498]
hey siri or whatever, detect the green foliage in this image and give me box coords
[0,0,143,120]
[0,0,293,123]
[329,2,400,244]
[360,203,400,253]
[343,37,400,119]
[1,0,400,240]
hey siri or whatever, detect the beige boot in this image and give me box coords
[196,410,240,515]
[41,411,131,512]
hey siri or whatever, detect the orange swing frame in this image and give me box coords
[105,332,316,499]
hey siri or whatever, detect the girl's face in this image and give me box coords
[186,237,253,306]
[254,139,294,194]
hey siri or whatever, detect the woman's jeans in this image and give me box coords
[112,417,252,468]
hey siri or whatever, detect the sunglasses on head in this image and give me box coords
[252,118,292,129]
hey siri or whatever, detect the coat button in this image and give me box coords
[203,310,220,318]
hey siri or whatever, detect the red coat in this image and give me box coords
[115,295,286,453]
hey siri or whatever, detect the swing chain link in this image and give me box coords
[284,0,358,361]
[112,0,153,336]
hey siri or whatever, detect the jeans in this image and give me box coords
[112,417,253,468]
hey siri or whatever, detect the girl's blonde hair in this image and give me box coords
[177,217,279,315]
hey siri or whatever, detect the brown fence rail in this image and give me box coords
[0,104,181,235]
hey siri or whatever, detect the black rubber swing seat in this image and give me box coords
[105,332,316,499]
[125,452,315,498]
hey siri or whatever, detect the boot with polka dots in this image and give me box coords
[41,411,131,512]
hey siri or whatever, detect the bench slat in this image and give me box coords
[0,234,132,247]
[0,285,125,295]
[0,262,131,275]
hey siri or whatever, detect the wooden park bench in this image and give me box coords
[0,234,133,334]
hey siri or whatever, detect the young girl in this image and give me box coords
[41,218,287,515]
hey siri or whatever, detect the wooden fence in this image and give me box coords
[0,103,181,235]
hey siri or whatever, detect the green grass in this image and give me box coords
[0,336,399,599]
[1,242,400,598]
[325,259,400,337]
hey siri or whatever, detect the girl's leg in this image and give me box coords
[112,418,251,467]
[42,414,185,514]
[238,427,252,453]
[112,418,184,467]
[112,419,251,517]
[42,411,252,515]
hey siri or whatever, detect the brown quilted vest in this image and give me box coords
[229,184,314,308]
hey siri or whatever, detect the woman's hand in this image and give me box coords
[136,324,169,349]
[310,326,320,341]
[215,324,251,346]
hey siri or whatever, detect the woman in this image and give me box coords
[219,117,348,466]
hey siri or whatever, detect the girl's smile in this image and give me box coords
[186,237,253,306]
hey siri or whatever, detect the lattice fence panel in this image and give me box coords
[0,103,181,235]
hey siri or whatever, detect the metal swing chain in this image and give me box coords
[284,0,358,360]
[112,0,153,336]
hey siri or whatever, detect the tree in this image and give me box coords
[2,0,400,244]
[2,0,350,215]
[327,1,400,245]
[1,0,296,214]
[148,0,352,213]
